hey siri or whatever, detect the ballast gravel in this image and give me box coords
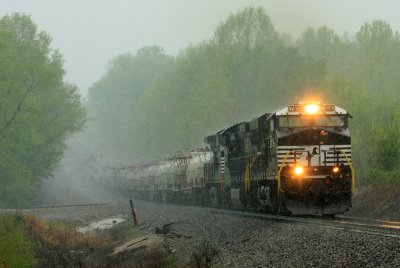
[131,200,400,267]
[6,198,398,267]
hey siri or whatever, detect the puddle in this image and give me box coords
[78,216,126,233]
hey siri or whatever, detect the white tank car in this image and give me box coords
[186,150,213,189]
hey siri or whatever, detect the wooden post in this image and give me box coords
[129,199,139,225]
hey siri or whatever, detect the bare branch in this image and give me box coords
[0,72,37,136]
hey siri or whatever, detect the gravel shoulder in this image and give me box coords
[131,199,400,267]
[6,197,399,267]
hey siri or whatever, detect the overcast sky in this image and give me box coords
[1,0,400,96]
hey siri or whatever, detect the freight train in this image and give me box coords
[102,101,355,215]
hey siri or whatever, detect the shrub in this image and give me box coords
[191,240,221,268]
[0,214,37,267]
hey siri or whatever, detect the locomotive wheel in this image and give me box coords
[269,194,279,214]
[239,187,250,210]
[266,184,282,214]
[251,185,262,211]
[210,187,219,208]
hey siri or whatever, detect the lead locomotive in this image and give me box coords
[103,101,354,216]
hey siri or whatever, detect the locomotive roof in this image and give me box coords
[204,103,351,145]
[217,121,247,135]
[274,103,349,116]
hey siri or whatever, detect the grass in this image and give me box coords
[106,220,140,241]
[0,213,37,268]
[0,214,183,267]
[0,213,107,267]
[165,254,181,267]
[25,214,105,249]
[191,240,222,268]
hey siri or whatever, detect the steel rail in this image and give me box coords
[0,202,113,210]
[336,215,400,226]
[208,208,400,238]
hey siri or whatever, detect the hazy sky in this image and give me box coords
[1,0,400,96]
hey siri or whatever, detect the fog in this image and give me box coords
[2,3,400,267]
[2,1,400,204]
[2,0,400,95]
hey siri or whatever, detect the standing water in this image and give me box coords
[77,216,125,233]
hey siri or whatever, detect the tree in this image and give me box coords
[296,27,340,60]
[0,14,85,206]
[87,46,174,162]
[355,20,400,94]
[213,6,278,49]
[103,7,325,160]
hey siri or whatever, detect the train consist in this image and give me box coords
[102,101,355,215]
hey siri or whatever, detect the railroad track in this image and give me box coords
[209,208,400,238]
[131,199,400,238]
[3,199,399,238]
[0,202,113,213]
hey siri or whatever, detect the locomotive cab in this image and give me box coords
[274,102,354,215]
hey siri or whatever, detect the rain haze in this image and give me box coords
[2,1,400,266]
[1,0,400,95]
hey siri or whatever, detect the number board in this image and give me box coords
[288,104,335,112]
[288,105,303,112]
[323,104,335,111]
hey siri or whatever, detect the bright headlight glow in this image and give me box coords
[305,104,319,114]
[333,166,339,173]
[294,166,304,175]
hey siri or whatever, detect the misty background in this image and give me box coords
[1,1,400,206]
[2,0,400,95]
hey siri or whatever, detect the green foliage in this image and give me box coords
[87,7,400,185]
[213,7,278,49]
[0,214,37,267]
[86,46,173,162]
[304,20,400,184]
[297,26,341,61]
[0,13,86,206]
[190,240,221,268]
[88,7,325,162]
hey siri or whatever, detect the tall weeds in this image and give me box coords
[0,213,105,267]
[0,214,37,267]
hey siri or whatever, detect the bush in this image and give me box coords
[0,214,37,267]
[191,240,221,268]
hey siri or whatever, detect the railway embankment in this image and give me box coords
[0,204,174,267]
[349,183,400,220]
[1,197,399,267]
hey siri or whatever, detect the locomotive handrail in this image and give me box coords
[276,150,292,196]
[339,149,355,194]
[231,152,266,161]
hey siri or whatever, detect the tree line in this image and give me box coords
[2,7,396,207]
[4,8,398,206]
[87,7,400,185]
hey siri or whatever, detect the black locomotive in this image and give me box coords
[102,101,354,215]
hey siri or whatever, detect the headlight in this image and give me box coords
[294,166,304,175]
[305,104,319,114]
[332,166,339,173]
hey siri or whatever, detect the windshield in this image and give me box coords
[279,115,346,128]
